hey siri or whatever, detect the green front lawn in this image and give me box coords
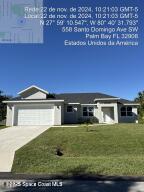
[0,125,6,129]
[12,124,144,176]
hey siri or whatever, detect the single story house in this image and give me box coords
[3,85,139,126]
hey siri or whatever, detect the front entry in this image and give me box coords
[102,107,114,123]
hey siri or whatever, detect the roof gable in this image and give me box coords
[18,85,48,95]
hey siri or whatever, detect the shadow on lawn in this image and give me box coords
[62,165,89,176]
[1,179,140,192]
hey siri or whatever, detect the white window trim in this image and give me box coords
[82,106,94,117]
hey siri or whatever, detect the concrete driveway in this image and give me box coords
[0,126,51,172]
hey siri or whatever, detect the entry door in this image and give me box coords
[103,108,113,123]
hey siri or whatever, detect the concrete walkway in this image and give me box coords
[0,126,50,172]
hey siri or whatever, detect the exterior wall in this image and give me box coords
[64,103,119,124]
[20,89,47,99]
[79,105,99,123]
[64,104,99,124]
[64,104,81,124]
[6,104,13,126]
[5,102,139,126]
[61,103,64,124]
[118,104,138,123]
[54,103,63,125]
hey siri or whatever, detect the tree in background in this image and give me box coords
[0,91,11,121]
[135,91,144,123]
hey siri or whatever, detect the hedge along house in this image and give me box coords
[3,85,139,126]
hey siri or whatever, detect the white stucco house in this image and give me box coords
[3,85,139,126]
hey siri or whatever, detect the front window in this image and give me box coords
[67,106,74,113]
[121,106,132,117]
[83,107,94,117]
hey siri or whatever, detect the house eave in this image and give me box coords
[3,100,64,104]
[81,104,97,106]
[94,97,120,101]
[123,103,140,106]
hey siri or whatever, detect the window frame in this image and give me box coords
[120,106,133,117]
[66,105,74,113]
[82,106,94,117]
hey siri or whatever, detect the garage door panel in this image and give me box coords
[17,106,54,126]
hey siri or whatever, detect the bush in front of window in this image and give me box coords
[134,91,144,124]
[138,110,144,124]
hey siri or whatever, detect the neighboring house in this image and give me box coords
[3,85,139,126]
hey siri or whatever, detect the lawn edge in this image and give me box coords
[1,173,144,181]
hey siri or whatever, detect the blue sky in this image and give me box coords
[0,0,143,100]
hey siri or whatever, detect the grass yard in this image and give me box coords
[12,124,144,176]
[0,125,6,129]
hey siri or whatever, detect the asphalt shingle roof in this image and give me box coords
[55,93,118,104]
[9,93,138,105]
